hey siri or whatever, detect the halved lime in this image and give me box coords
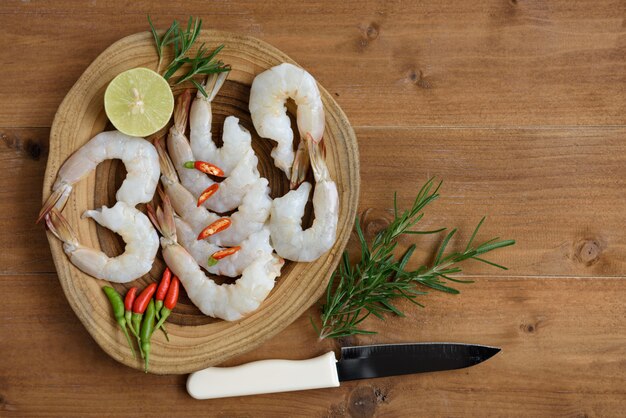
[104,67,174,137]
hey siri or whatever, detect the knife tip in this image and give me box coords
[483,346,501,360]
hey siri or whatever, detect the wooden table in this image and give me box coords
[1,1,624,416]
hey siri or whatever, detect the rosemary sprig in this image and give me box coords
[147,15,231,97]
[174,44,231,96]
[147,15,178,74]
[314,178,515,340]
[162,16,202,81]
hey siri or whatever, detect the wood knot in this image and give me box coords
[348,386,377,418]
[26,140,43,160]
[406,69,432,89]
[1,130,47,161]
[356,22,380,51]
[360,208,392,239]
[520,317,545,335]
[574,238,603,266]
[365,23,380,40]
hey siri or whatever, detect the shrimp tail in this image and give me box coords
[173,89,192,134]
[37,183,72,223]
[147,189,177,244]
[290,138,310,189]
[291,134,328,188]
[44,208,79,247]
[154,135,178,183]
[307,135,330,182]
[202,71,229,102]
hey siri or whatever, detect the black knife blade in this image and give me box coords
[336,342,500,381]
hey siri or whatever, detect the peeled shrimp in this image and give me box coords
[38,131,160,221]
[190,73,252,174]
[46,202,159,282]
[168,90,260,213]
[156,136,272,247]
[249,63,325,187]
[269,140,338,262]
[175,219,273,277]
[38,130,160,282]
[149,195,283,321]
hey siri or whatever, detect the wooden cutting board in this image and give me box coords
[42,30,360,374]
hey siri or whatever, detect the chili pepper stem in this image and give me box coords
[144,350,150,373]
[155,325,170,342]
[118,319,137,359]
[131,313,144,358]
[154,307,171,331]
[155,322,170,341]
[126,311,138,338]
[138,337,144,358]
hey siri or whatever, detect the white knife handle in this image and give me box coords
[187,351,340,399]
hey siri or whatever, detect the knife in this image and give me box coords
[187,342,500,399]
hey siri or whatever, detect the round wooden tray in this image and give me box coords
[42,30,359,374]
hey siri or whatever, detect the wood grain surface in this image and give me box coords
[1,0,625,416]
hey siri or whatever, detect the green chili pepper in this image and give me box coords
[102,286,136,359]
[140,299,156,373]
[131,283,157,358]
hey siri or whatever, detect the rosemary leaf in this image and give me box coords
[147,15,231,91]
[315,178,515,340]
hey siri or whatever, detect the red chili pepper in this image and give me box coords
[197,218,231,240]
[124,287,138,337]
[184,160,224,177]
[154,276,180,333]
[207,246,241,266]
[154,268,172,341]
[164,277,180,310]
[131,283,157,340]
[155,268,171,306]
[197,184,219,206]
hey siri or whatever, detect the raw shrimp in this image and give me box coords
[45,202,159,282]
[148,195,283,321]
[190,73,253,174]
[249,62,325,187]
[156,136,272,247]
[38,131,160,222]
[175,218,273,277]
[168,90,260,213]
[269,139,338,262]
[38,130,160,282]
